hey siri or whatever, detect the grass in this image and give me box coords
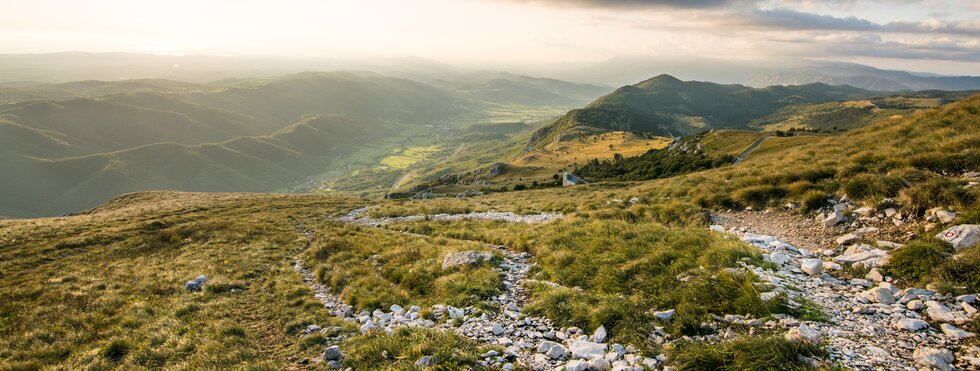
[343,327,495,370]
[668,335,825,371]
[303,223,502,310]
[884,240,980,294]
[389,218,799,351]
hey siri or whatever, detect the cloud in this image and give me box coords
[501,0,749,9]
[772,32,980,61]
[741,8,980,35]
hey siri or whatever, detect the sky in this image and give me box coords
[1,0,978,75]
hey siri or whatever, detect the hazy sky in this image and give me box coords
[2,0,978,74]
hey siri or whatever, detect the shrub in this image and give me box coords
[101,339,131,362]
[733,185,787,208]
[800,190,828,213]
[343,327,492,369]
[884,240,951,288]
[902,177,975,215]
[668,335,823,370]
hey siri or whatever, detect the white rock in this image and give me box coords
[442,251,494,270]
[801,259,823,276]
[913,347,954,371]
[416,355,436,367]
[907,300,926,311]
[654,309,675,322]
[836,233,860,245]
[709,225,726,232]
[769,252,791,266]
[894,318,930,332]
[784,324,821,344]
[590,357,612,371]
[865,268,884,282]
[324,345,343,360]
[565,360,589,371]
[593,325,608,343]
[823,211,844,228]
[936,210,957,223]
[925,301,959,323]
[940,323,976,340]
[861,287,896,305]
[492,323,505,335]
[546,343,568,359]
[850,278,873,288]
[570,340,607,360]
[854,206,874,216]
[935,224,980,251]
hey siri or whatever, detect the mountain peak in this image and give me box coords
[635,74,684,89]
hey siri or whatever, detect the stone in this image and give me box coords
[912,348,954,371]
[849,278,873,288]
[565,360,589,371]
[590,357,612,370]
[491,323,505,335]
[925,301,958,323]
[785,324,821,344]
[709,225,726,232]
[390,304,404,315]
[546,343,568,359]
[768,252,790,266]
[184,275,208,291]
[940,323,975,340]
[323,345,343,361]
[653,309,675,322]
[570,340,607,360]
[415,355,436,367]
[854,206,874,216]
[593,325,608,343]
[442,251,494,270]
[936,210,957,223]
[836,233,860,245]
[935,225,980,251]
[956,294,977,303]
[907,300,926,311]
[861,287,896,304]
[447,306,464,319]
[894,318,930,332]
[360,321,376,334]
[801,259,823,276]
[865,268,884,282]
[822,211,844,227]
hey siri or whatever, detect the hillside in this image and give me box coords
[2,95,978,370]
[524,75,875,149]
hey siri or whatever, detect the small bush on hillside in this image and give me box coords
[733,185,787,208]
[668,335,823,371]
[902,177,975,215]
[800,190,829,213]
[101,339,131,362]
[843,173,902,200]
[884,240,952,289]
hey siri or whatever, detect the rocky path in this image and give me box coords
[296,208,655,370]
[712,220,978,370]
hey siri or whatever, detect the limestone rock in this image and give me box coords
[324,345,343,361]
[836,233,860,245]
[912,347,954,371]
[785,324,821,344]
[184,275,208,291]
[940,323,976,340]
[593,325,608,343]
[935,225,980,251]
[801,259,823,276]
[893,318,929,332]
[570,340,607,360]
[654,309,675,322]
[442,251,494,270]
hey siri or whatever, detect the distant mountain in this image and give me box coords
[747,62,980,91]
[525,74,874,149]
[0,115,377,217]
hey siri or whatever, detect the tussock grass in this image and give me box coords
[668,335,825,371]
[343,327,495,370]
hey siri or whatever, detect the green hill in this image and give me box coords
[525,74,875,149]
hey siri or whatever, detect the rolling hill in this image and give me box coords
[524,74,875,149]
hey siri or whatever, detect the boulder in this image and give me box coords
[570,340,607,360]
[801,259,823,276]
[324,345,343,361]
[491,323,505,336]
[935,225,980,251]
[925,301,963,323]
[654,309,675,322]
[784,324,821,344]
[936,210,957,224]
[865,268,884,282]
[184,275,208,291]
[769,252,791,266]
[546,343,568,359]
[861,287,896,305]
[590,357,612,371]
[836,233,860,245]
[709,225,726,232]
[912,348,954,371]
[822,211,844,228]
[894,318,930,332]
[565,360,589,371]
[593,325,608,343]
[940,323,976,340]
[442,251,494,270]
